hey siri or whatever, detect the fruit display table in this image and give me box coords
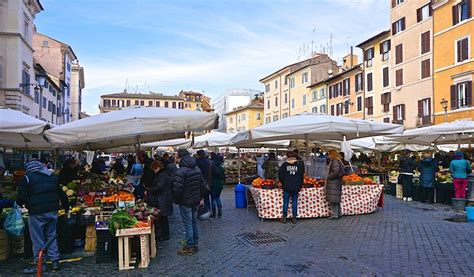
[249,185,383,219]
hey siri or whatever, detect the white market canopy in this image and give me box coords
[388,120,474,145]
[193,131,232,148]
[230,113,404,144]
[0,108,53,150]
[44,107,218,150]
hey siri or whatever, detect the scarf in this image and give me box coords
[26,160,52,176]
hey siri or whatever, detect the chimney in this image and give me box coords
[342,50,358,69]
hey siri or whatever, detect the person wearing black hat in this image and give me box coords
[173,149,206,256]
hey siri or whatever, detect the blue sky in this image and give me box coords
[35,0,389,115]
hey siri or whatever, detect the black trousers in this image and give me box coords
[420,187,434,203]
[155,215,169,239]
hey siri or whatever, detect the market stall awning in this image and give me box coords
[0,108,53,150]
[387,120,474,145]
[193,131,232,148]
[44,107,218,150]
[230,113,404,144]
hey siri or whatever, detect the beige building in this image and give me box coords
[33,63,62,124]
[357,30,392,122]
[225,102,264,133]
[261,54,339,124]
[390,0,434,128]
[0,0,43,115]
[99,90,184,113]
[308,83,328,114]
[179,90,213,112]
[70,61,85,121]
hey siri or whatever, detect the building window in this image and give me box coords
[140,100,144,106]
[164,101,168,108]
[112,99,116,107]
[265,84,270,92]
[312,106,318,113]
[344,100,350,114]
[392,0,405,7]
[392,17,405,35]
[421,59,431,79]
[282,112,288,119]
[417,3,432,22]
[275,80,278,89]
[265,117,271,124]
[312,90,317,101]
[52,104,56,114]
[291,99,295,109]
[284,93,288,104]
[267,99,270,109]
[456,37,470,63]
[126,100,130,106]
[418,98,431,125]
[453,0,470,25]
[365,97,374,115]
[421,31,431,54]
[284,77,288,85]
[34,91,39,104]
[149,100,153,106]
[302,72,309,84]
[42,40,49,47]
[256,113,261,120]
[320,88,326,98]
[23,19,29,39]
[357,96,362,111]
[380,40,391,61]
[343,78,350,96]
[393,104,405,123]
[395,44,403,64]
[331,105,335,115]
[364,47,374,67]
[172,102,176,108]
[320,104,326,114]
[382,67,389,87]
[395,69,403,86]
[290,77,295,88]
[242,113,246,121]
[303,94,307,105]
[355,73,363,92]
[42,97,47,109]
[381,92,391,113]
[384,117,390,123]
[367,73,373,91]
[273,115,279,121]
[229,117,233,124]
[135,100,139,105]
[451,81,472,109]
[21,69,30,94]
[275,97,278,107]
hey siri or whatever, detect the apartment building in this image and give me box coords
[178,90,213,112]
[390,0,434,128]
[325,54,365,119]
[99,91,184,113]
[261,53,339,124]
[357,30,392,122]
[432,0,473,123]
[225,102,264,133]
[212,89,259,132]
[307,83,328,114]
[0,0,43,115]
[70,61,85,121]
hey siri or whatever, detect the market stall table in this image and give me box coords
[249,185,383,219]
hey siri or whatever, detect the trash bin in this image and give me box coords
[235,183,247,208]
[466,206,474,222]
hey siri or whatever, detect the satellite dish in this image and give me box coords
[328,69,333,75]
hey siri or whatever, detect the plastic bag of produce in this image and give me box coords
[3,202,25,237]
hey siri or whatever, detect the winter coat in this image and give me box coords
[399,157,417,174]
[195,157,220,182]
[146,168,174,216]
[450,159,472,179]
[418,157,438,188]
[140,157,154,187]
[57,167,78,185]
[278,158,305,193]
[211,164,225,193]
[262,159,278,179]
[16,172,69,215]
[173,155,206,207]
[325,158,345,203]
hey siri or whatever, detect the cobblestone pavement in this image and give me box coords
[1,187,473,276]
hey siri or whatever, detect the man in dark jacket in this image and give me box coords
[173,149,206,256]
[136,151,153,200]
[195,150,219,211]
[17,160,69,273]
[399,151,417,201]
[278,151,305,224]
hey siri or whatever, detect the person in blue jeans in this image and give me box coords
[16,160,69,274]
[173,149,206,256]
[278,151,305,224]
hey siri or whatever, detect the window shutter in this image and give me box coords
[392,22,396,35]
[462,38,469,61]
[429,3,433,17]
[401,18,406,30]
[379,42,384,54]
[347,79,351,95]
[450,84,458,109]
[392,0,396,8]
[361,74,364,90]
[453,5,459,25]
[396,44,403,64]
[401,104,406,120]
[393,106,398,122]
[417,8,422,22]
[428,99,431,116]
[467,0,472,18]
[466,81,473,106]
[342,81,346,96]
[418,100,423,116]
[387,40,391,51]
[387,92,391,103]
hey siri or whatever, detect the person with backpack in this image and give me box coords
[173,149,206,256]
[195,150,219,213]
[326,150,345,219]
[16,160,69,273]
[450,151,472,199]
[210,154,225,218]
[278,151,305,224]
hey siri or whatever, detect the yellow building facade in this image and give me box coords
[225,103,264,133]
[433,0,474,123]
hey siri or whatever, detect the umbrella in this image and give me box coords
[44,107,218,150]
[0,108,53,150]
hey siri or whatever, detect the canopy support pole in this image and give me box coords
[237,147,241,184]
[305,133,310,158]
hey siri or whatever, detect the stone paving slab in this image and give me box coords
[0,187,473,276]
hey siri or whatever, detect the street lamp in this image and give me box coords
[440,98,448,122]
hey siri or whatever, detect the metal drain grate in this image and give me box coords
[237,232,286,247]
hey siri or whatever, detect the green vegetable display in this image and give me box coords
[108,210,138,235]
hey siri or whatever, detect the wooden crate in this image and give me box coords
[396,184,403,199]
[0,231,10,261]
[84,224,97,252]
[115,225,156,271]
[10,236,24,255]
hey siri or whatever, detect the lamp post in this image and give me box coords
[440,98,448,122]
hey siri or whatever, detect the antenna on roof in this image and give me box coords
[124,79,129,93]
[329,33,333,58]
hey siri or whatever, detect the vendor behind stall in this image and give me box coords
[57,158,78,185]
[262,152,278,180]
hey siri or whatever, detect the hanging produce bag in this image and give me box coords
[3,202,25,237]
